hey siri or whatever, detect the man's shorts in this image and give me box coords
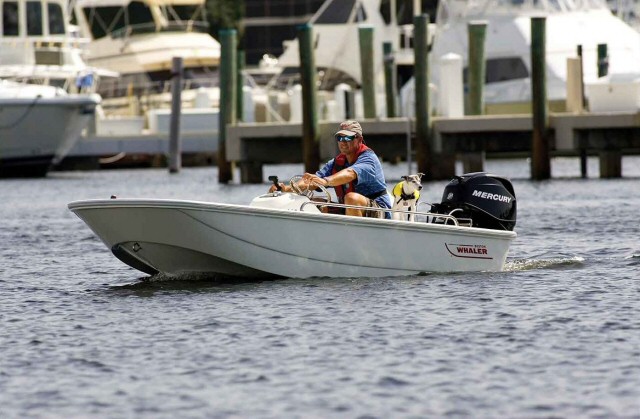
[364,198,384,218]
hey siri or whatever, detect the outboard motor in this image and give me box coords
[431,172,516,231]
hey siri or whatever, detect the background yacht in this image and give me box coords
[0,81,99,177]
[71,0,220,116]
[0,0,101,177]
[427,0,640,113]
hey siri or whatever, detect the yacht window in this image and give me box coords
[27,1,43,35]
[2,2,19,36]
[486,57,529,83]
[463,57,529,84]
[354,4,367,22]
[379,0,392,24]
[292,0,325,15]
[314,0,355,24]
[397,0,437,25]
[127,1,153,28]
[82,6,125,39]
[169,5,200,22]
[48,2,65,34]
[83,2,151,39]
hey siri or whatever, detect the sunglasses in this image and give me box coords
[335,134,356,142]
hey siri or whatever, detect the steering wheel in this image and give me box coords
[289,175,331,203]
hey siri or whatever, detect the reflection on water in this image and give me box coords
[108,275,277,297]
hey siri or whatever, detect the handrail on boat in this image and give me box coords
[300,201,460,226]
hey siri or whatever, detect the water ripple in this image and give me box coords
[2,165,640,418]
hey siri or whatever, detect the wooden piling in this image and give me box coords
[298,23,320,173]
[359,25,377,118]
[597,43,608,78]
[467,21,487,116]
[577,45,587,178]
[530,17,551,180]
[600,150,622,178]
[218,29,236,183]
[383,41,396,118]
[168,56,183,174]
[566,57,584,113]
[465,21,487,173]
[237,49,245,121]
[413,14,431,177]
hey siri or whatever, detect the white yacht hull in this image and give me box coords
[69,198,516,279]
[0,95,100,177]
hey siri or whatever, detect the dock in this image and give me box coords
[227,111,640,182]
[57,111,640,179]
[58,131,218,170]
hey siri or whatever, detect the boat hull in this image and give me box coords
[0,96,99,177]
[69,199,517,279]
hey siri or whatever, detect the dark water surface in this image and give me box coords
[1,158,639,418]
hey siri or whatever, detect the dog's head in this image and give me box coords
[393,173,424,201]
[400,173,424,194]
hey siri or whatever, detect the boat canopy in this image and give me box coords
[76,0,204,7]
[76,0,208,40]
[437,0,609,23]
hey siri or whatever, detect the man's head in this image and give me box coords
[335,120,363,153]
[336,120,362,138]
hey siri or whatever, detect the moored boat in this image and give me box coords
[0,81,100,177]
[69,172,518,279]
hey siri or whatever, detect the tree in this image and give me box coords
[207,0,244,42]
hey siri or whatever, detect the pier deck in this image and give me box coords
[227,111,640,181]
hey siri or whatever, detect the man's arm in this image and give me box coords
[303,168,357,188]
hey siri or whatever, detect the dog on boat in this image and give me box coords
[391,173,424,221]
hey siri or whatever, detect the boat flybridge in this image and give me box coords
[69,173,517,279]
[429,0,640,111]
[266,0,420,92]
[0,0,115,90]
[72,0,220,101]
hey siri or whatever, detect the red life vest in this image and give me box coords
[331,143,370,204]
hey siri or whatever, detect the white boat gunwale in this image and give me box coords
[67,197,518,240]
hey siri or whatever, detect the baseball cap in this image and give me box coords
[335,120,363,137]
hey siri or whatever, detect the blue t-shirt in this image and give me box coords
[316,149,391,217]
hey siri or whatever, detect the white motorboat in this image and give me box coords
[72,0,220,110]
[428,0,640,109]
[0,80,100,177]
[69,173,517,279]
[0,0,116,91]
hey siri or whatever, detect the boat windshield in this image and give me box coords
[2,0,67,37]
[312,0,361,24]
[437,0,609,23]
[80,0,208,39]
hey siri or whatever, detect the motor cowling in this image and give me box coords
[431,172,516,231]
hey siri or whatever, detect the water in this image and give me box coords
[1,158,639,418]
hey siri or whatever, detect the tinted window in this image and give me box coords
[3,2,19,36]
[48,2,65,34]
[127,2,152,26]
[314,0,354,24]
[379,0,391,24]
[486,57,529,83]
[464,57,529,84]
[83,6,122,38]
[354,4,366,22]
[171,5,199,21]
[27,1,43,35]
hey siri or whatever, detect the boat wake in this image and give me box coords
[504,256,585,272]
